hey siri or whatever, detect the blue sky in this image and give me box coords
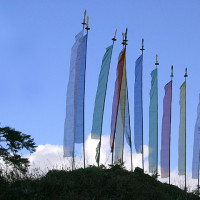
[0,0,200,172]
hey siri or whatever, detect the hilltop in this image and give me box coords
[0,165,199,200]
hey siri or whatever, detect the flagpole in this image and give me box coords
[121,28,128,164]
[126,80,133,171]
[198,153,200,194]
[123,30,133,171]
[82,14,90,169]
[169,65,174,184]
[140,38,145,171]
[184,68,188,190]
[112,31,124,165]
[72,10,87,171]
[97,30,117,167]
[155,54,159,176]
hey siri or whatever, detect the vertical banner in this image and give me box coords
[125,81,131,148]
[63,31,87,157]
[178,81,186,175]
[75,34,87,143]
[112,51,131,163]
[134,55,143,153]
[161,81,172,178]
[114,56,126,162]
[149,68,158,173]
[110,49,125,152]
[64,31,84,157]
[192,94,200,179]
[91,45,113,139]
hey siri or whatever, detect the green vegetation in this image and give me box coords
[0,165,199,200]
[0,126,36,173]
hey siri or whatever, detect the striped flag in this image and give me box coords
[110,49,126,153]
[110,48,131,163]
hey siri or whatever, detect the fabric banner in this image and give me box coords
[112,51,131,163]
[114,55,126,162]
[178,81,186,175]
[125,81,131,148]
[134,55,143,153]
[149,68,158,173]
[192,94,200,179]
[63,31,87,157]
[91,45,113,139]
[75,34,87,143]
[110,49,126,152]
[161,81,172,178]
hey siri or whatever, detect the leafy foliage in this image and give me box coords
[0,166,199,200]
[0,126,36,173]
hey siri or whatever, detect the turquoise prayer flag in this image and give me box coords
[149,68,158,173]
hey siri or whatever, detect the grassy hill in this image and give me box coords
[0,165,200,200]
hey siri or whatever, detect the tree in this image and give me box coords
[0,126,36,173]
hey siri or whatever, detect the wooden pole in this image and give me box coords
[184,68,188,190]
[169,65,174,184]
[121,28,128,164]
[83,15,90,169]
[155,54,159,176]
[72,10,87,170]
[140,38,145,171]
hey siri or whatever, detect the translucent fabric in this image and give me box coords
[63,31,87,157]
[192,94,200,179]
[112,51,131,163]
[114,57,126,162]
[91,45,113,139]
[75,34,87,143]
[110,49,125,152]
[161,81,172,178]
[149,69,158,173]
[125,82,131,148]
[115,103,124,162]
[134,55,143,153]
[178,81,186,175]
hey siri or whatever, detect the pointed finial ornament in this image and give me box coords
[184,67,188,77]
[82,10,87,28]
[170,65,174,78]
[122,28,128,46]
[85,16,90,30]
[155,54,159,66]
[122,32,125,46]
[112,29,117,44]
[140,38,145,53]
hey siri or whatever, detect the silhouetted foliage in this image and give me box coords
[0,166,199,200]
[0,126,36,173]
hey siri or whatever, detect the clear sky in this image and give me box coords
[0,0,200,172]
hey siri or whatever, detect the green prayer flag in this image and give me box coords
[149,68,158,173]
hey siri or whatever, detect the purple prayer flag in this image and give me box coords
[161,81,172,178]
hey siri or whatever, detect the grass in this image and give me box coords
[0,165,200,200]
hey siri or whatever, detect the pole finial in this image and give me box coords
[170,65,174,78]
[82,10,87,28]
[85,16,90,30]
[155,54,159,66]
[122,28,128,46]
[112,29,117,44]
[140,38,145,52]
[184,67,188,77]
[122,32,125,46]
